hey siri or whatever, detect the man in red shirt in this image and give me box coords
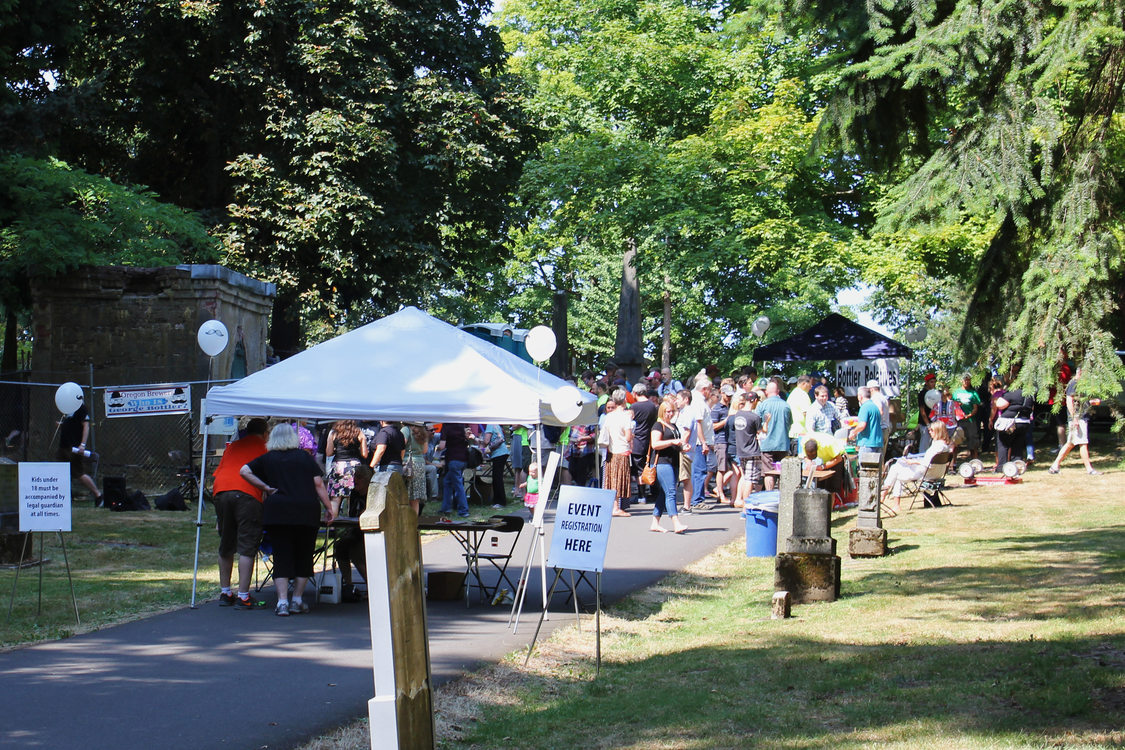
[213,418,270,608]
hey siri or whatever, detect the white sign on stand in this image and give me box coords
[19,463,71,532]
[528,484,616,675]
[548,485,615,573]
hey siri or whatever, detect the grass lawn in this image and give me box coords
[306,440,1125,750]
[4,443,1123,748]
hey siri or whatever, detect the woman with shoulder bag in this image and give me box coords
[649,397,689,534]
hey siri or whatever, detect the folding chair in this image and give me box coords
[464,514,524,603]
[253,528,274,592]
[907,451,954,509]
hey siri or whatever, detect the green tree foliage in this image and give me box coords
[51,1,536,351]
[0,0,80,149]
[496,0,864,375]
[0,155,217,311]
[773,0,1125,398]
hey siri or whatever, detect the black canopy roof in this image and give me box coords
[752,313,913,362]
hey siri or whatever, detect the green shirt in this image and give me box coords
[951,388,980,418]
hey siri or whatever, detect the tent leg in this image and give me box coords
[190,389,213,608]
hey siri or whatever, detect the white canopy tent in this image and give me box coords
[202,306,596,425]
[189,305,596,607]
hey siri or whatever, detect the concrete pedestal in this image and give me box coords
[848,527,887,557]
[775,553,841,603]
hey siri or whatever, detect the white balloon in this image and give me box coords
[197,320,229,357]
[524,325,557,362]
[924,388,941,409]
[550,385,584,424]
[752,315,771,337]
[55,382,84,415]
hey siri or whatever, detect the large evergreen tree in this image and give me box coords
[774,0,1125,397]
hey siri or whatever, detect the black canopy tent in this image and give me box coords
[752,313,913,362]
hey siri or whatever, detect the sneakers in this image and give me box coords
[1047,466,1059,474]
[1088,469,1102,475]
[218,592,236,607]
[290,600,310,615]
[275,601,290,617]
[234,595,267,610]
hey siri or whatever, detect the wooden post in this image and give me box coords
[361,471,434,750]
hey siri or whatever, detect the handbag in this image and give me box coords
[639,447,657,485]
[993,416,1016,433]
[402,444,415,479]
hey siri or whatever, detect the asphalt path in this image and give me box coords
[0,501,748,749]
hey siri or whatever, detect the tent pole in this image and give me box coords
[190,367,214,608]
[536,426,547,608]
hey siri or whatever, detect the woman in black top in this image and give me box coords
[649,398,689,534]
[241,424,334,617]
[994,387,1034,468]
[325,420,368,518]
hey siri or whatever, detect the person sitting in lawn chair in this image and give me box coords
[880,421,951,513]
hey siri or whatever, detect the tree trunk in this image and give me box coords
[662,274,671,371]
[2,308,17,374]
[615,238,643,384]
[550,289,569,377]
[269,291,302,361]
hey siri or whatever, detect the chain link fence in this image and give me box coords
[1,370,237,499]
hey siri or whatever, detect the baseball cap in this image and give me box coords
[787,376,798,385]
[756,377,769,387]
[923,372,937,382]
[866,379,881,388]
[720,384,735,396]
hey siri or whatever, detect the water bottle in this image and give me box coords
[72,447,92,458]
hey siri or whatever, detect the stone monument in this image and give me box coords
[774,457,841,603]
[848,448,887,557]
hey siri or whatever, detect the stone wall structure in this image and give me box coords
[24,265,275,493]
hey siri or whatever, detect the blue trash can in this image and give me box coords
[744,491,779,557]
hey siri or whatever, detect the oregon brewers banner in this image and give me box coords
[835,359,901,397]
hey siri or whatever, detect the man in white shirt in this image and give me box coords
[677,375,713,511]
[786,374,813,454]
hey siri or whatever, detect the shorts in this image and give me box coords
[714,449,730,473]
[215,490,264,558]
[1068,419,1089,446]
[741,457,762,486]
[58,449,96,479]
[678,451,693,482]
[763,450,788,466]
[707,448,719,473]
[958,419,980,451]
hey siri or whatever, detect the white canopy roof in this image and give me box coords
[203,306,596,426]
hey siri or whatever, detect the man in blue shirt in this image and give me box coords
[849,386,884,451]
[756,381,792,490]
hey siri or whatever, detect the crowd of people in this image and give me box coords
[204,356,1107,616]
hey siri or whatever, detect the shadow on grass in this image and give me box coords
[847,525,1125,621]
[458,633,1125,749]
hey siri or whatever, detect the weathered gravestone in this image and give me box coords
[848,449,887,557]
[774,457,841,604]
